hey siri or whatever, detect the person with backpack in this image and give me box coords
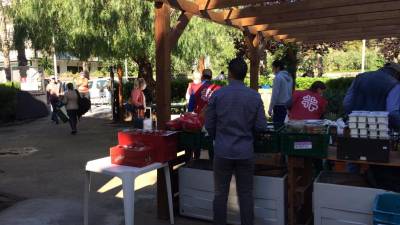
[63,83,79,135]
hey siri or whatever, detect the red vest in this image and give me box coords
[194,82,220,114]
[289,90,328,120]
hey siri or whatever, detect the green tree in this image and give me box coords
[0,0,13,81]
[173,16,241,76]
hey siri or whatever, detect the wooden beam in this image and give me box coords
[225,0,395,20]
[296,31,400,43]
[199,0,271,10]
[273,18,400,35]
[249,10,400,30]
[288,25,400,38]
[160,0,245,30]
[170,12,193,49]
[301,34,400,43]
[234,1,400,27]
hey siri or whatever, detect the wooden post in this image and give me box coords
[155,1,172,220]
[155,2,192,220]
[250,52,260,90]
[155,1,172,130]
[245,33,263,90]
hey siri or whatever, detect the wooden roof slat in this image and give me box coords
[272,18,400,35]
[291,24,400,38]
[199,0,270,10]
[234,1,400,27]
[301,34,400,43]
[297,31,400,42]
[225,0,394,20]
[252,10,400,31]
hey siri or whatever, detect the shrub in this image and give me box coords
[323,77,355,119]
[171,77,191,102]
[0,84,18,122]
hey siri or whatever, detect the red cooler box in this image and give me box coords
[110,145,154,167]
[118,130,179,163]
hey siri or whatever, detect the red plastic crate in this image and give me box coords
[110,145,154,167]
[118,130,179,163]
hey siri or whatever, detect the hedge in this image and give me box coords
[0,83,19,122]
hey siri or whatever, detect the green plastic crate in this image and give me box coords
[281,132,330,158]
[254,132,281,153]
[178,132,202,151]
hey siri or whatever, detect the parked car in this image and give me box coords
[88,78,111,105]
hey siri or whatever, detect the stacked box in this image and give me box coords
[179,162,287,225]
[314,172,388,225]
[348,111,390,139]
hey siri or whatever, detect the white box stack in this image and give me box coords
[349,111,390,139]
[179,165,287,225]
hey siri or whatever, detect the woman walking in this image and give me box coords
[63,83,79,135]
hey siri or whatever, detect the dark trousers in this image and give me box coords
[50,101,59,123]
[213,157,255,225]
[67,110,78,132]
[273,105,287,128]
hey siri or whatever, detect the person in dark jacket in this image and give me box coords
[343,62,400,192]
[344,62,400,129]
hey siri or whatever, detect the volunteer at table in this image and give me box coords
[344,63,400,129]
[289,81,328,120]
[343,62,400,192]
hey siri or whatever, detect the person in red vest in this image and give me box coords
[193,69,221,115]
[289,81,328,120]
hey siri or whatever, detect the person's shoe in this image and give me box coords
[71,131,77,135]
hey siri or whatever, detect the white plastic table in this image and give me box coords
[84,157,174,225]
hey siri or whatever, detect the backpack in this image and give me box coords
[75,90,91,118]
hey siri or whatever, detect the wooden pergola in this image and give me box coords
[153,0,400,129]
[151,0,400,224]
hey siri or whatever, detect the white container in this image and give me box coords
[379,132,390,139]
[378,124,389,131]
[359,129,368,136]
[349,116,358,123]
[351,134,359,138]
[180,166,287,225]
[367,116,377,124]
[349,123,357,129]
[350,129,358,136]
[314,172,388,225]
[368,124,377,130]
[143,118,153,130]
[369,130,378,138]
[358,123,367,129]
[358,116,367,123]
[376,111,389,124]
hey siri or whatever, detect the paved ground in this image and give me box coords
[0,106,209,225]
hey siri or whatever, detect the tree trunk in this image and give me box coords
[82,61,89,72]
[0,5,11,81]
[117,65,124,121]
[316,53,324,77]
[136,57,156,99]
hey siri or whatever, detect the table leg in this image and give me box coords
[164,165,175,224]
[122,176,135,225]
[84,171,91,225]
